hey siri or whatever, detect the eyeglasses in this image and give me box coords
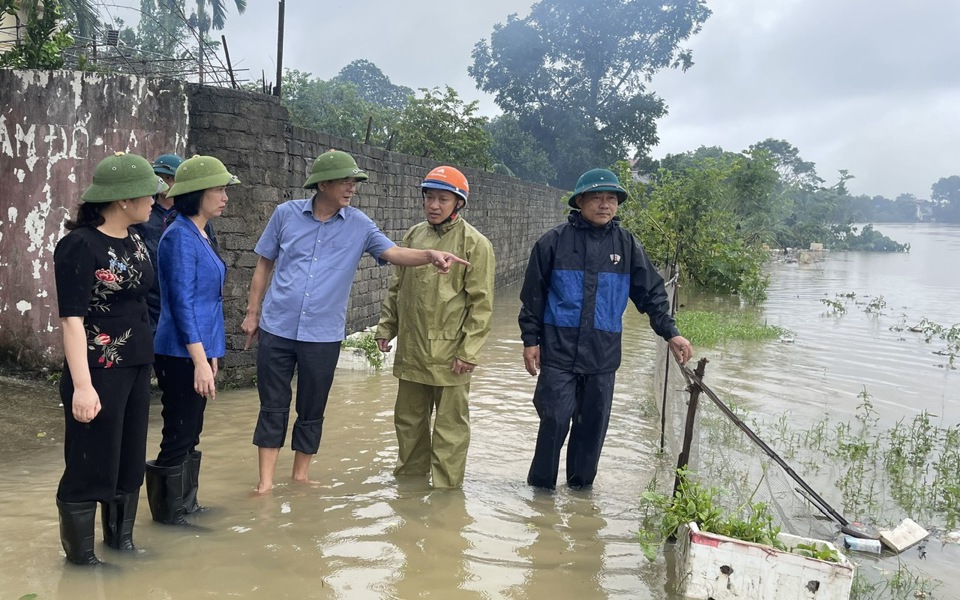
[332,178,360,189]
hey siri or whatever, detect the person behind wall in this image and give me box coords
[146,155,239,526]
[375,166,495,489]
[53,152,163,564]
[133,154,218,334]
[241,150,470,494]
[518,168,694,490]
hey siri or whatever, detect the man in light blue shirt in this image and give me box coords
[242,150,468,493]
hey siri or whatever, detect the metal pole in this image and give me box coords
[221,35,237,89]
[273,0,285,97]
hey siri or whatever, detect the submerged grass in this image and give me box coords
[675,310,791,346]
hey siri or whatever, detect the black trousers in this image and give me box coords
[58,363,151,502]
[154,354,208,467]
[253,330,340,455]
[527,366,615,489]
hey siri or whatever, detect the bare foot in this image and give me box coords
[291,451,314,483]
[253,481,273,494]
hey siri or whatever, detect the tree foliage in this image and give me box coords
[393,86,492,169]
[0,0,73,69]
[281,69,393,144]
[470,0,711,188]
[931,175,960,223]
[189,0,246,35]
[106,0,192,76]
[333,59,413,112]
[622,139,912,301]
[748,138,823,189]
[618,158,771,303]
[485,114,555,184]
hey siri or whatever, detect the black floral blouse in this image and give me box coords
[54,226,155,369]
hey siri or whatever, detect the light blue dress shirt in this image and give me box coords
[255,199,395,342]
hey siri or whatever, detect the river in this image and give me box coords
[0,223,956,599]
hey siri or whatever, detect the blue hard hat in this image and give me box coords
[152,154,184,177]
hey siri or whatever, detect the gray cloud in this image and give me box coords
[110,0,959,198]
[652,0,960,197]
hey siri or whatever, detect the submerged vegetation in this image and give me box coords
[820,292,959,369]
[674,310,791,347]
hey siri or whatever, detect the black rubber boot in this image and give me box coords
[145,461,190,525]
[57,498,101,565]
[183,451,205,514]
[101,490,139,550]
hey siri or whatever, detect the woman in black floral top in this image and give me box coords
[53,152,165,565]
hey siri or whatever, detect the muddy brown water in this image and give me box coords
[1,223,958,599]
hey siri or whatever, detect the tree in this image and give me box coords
[485,114,555,184]
[333,59,413,112]
[470,0,711,189]
[931,175,960,223]
[393,86,492,169]
[188,0,246,83]
[748,138,822,189]
[108,0,192,77]
[616,159,771,303]
[281,69,393,144]
[190,0,246,33]
[0,0,73,69]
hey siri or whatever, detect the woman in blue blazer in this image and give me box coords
[147,155,239,525]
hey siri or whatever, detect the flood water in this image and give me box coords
[0,223,957,599]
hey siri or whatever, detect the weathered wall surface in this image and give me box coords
[0,71,566,380]
[0,70,188,367]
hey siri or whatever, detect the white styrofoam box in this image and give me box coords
[675,522,855,600]
[336,333,394,372]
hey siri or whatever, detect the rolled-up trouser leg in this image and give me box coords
[253,330,297,449]
[527,367,578,489]
[394,379,435,476]
[430,383,471,489]
[290,339,340,455]
[566,372,615,488]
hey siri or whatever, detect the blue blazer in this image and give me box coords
[154,214,227,358]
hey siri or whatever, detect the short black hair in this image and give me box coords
[173,189,204,216]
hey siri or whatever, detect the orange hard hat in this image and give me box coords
[421,166,469,204]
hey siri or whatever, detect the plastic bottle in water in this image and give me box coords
[843,535,882,554]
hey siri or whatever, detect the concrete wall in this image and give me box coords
[0,70,188,367]
[0,70,567,381]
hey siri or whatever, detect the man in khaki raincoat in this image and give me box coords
[376,166,495,488]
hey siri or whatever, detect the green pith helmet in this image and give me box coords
[166,155,240,198]
[568,168,628,208]
[303,150,369,189]
[81,152,167,203]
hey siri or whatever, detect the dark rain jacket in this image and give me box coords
[518,211,680,374]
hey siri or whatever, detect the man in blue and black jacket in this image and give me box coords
[519,168,693,489]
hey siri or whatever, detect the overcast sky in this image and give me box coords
[106,0,960,199]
